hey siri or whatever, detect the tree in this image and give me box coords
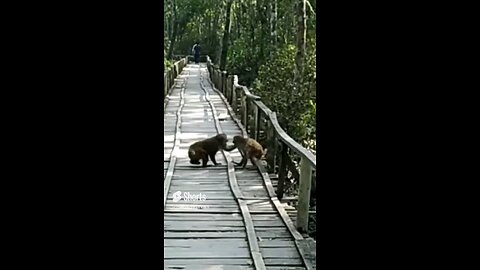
[219,0,234,70]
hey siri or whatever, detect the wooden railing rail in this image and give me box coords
[163,57,188,101]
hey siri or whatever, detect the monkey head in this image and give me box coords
[215,133,227,143]
[232,136,245,144]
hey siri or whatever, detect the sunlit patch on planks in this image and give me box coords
[164,63,315,270]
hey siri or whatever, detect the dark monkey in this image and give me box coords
[224,136,264,168]
[188,133,228,167]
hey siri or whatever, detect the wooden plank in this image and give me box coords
[166,253,301,266]
[170,180,231,185]
[260,247,300,258]
[165,265,254,270]
[267,267,306,270]
[253,220,285,227]
[263,258,304,266]
[164,213,243,220]
[164,258,252,265]
[257,239,297,248]
[168,185,233,191]
[165,206,239,212]
[166,199,237,205]
[164,226,246,232]
[164,220,245,227]
[164,239,248,248]
[165,191,234,198]
[295,238,316,270]
[165,194,235,200]
[164,247,250,258]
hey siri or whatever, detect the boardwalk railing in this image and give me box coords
[164,57,188,101]
[205,56,316,234]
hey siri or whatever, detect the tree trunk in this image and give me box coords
[295,0,306,82]
[220,0,234,70]
[271,0,277,51]
[258,0,265,61]
[167,0,176,59]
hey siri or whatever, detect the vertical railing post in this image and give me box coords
[297,158,312,233]
[226,75,232,103]
[252,105,259,141]
[242,94,248,129]
[265,120,275,173]
[219,69,223,92]
[277,142,288,200]
[222,71,227,94]
[232,86,238,115]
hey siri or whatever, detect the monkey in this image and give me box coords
[188,133,228,167]
[224,136,265,169]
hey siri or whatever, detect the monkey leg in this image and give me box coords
[209,152,219,166]
[190,159,201,165]
[201,152,209,167]
[241,155,249,168]
[249,156,257,168]
[240,149,254,168]
[234,149,246,166]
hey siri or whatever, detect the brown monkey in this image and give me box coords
[188,133,228,167]
[224,136,264,168]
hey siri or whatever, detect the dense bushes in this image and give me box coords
[226,39,262,87]
[164,49,172,72]
[252,43,316,152]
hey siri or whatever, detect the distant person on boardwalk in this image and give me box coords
[192,42,201,64]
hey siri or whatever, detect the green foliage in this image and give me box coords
[164,49,172,72]
[253,43,316,151]
[226,38,260,86]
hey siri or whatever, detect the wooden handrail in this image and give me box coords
[163,57,188,103]
[205,55,316,235]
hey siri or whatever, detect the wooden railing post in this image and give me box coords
[265,120,276,173]
[297,158,313,233]
[276,142,288,200]
[242,94,248,128]
[252,105,259,141]
[226,75,232,103]
[218,69,223,92]
[221,71,227,94]
[232,85,238,114]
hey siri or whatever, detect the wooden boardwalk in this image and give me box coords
[164,63,316,270]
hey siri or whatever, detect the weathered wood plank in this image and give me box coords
[164,247,250,258]
[165,265,254,270]
[295,238,316,270]
[164,258,253,265]
[164,213,243,220]
[164,220,245,228]
[260,247,301,258]
[164,239,248,248]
